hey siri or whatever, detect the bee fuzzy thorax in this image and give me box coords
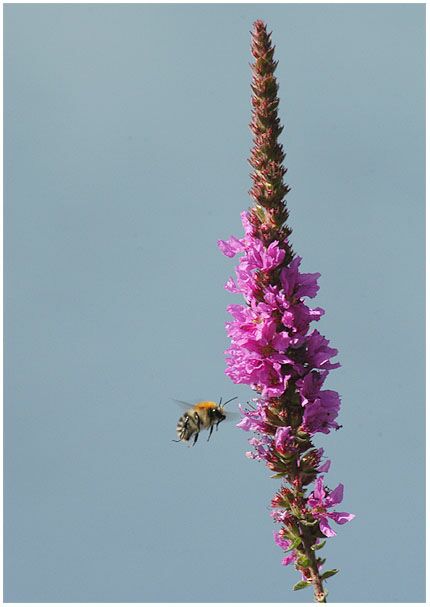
[194,401,218,410]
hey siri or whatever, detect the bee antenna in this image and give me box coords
[222,396,238,408]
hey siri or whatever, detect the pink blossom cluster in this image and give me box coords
[218,211,340,434]
[218,210,354,568]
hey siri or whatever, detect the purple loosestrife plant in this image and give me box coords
[218,21,354,602]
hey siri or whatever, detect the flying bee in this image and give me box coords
[172,397,238,446]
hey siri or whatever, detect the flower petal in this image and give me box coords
[313,476,326,500]
[281,553,296,566]
[328,511,355,525]
[319,517,337,537]
[217,236,244,257]
[326,483,344,507]
[318,459,331,473]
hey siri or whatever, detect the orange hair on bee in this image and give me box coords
[194,401,218,410]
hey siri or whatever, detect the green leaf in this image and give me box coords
[293,580,311,591]
[270,472,286,479]
[321,569,339,580]
[311,540,326,551]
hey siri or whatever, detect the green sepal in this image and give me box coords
[270,472,286,479]
[311,540,326,551]
[254,204,267,222]
[297,555,311,568]
[320,569,339,580]
[278,452,296,464]
[293,580,311,591]
[284,527,301,543]
[286,537,302,552]
[290,505,302,518]
[296,430,310,440]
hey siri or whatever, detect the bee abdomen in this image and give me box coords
[176,413,196,442]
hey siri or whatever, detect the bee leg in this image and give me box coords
[192,432,199,446]
[207,424,215,442]
[194,412,201,431]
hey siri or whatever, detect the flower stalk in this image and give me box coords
[218,20,354,602]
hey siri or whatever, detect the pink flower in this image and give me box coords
[273,530,291,550]
[281,301,325,335]
[273,530,298,567]
[306,330,340,371]
[270,508,291,523]
[224,276,240,293]
[274,426,294,454]
[246,239,286,271]
[308,477,355,537]
[245,435,272,460]
[226,302,275,341]
[281,553,296,566]
[236,401,268,433]
[297,371,341,434]
[217,235,244,257]
[302,391,341,435]
[241,320,291,363]
[280,256,321,299]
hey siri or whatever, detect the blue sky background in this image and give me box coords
[4,3,425,602]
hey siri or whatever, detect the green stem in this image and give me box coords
[299,525,327,602]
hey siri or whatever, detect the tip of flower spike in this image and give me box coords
[253,19,266,30]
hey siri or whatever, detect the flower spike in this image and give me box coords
[219,20,354,602]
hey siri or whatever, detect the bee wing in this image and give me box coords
[171,398,199,411]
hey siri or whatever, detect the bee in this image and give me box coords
[173,396,238,446]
